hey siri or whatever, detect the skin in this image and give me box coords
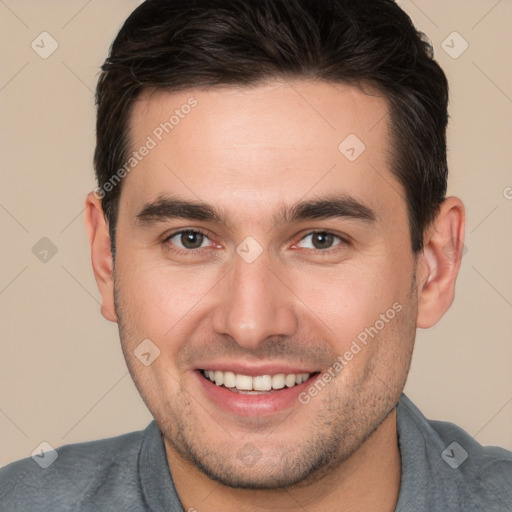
[85,79,465,511]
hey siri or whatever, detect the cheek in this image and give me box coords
[304,273,365,315]
[115,255,222,341]
[287,259,411,349]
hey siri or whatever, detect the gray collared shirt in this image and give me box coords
[1,394,511,511]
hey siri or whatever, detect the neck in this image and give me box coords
[165,410,401,512]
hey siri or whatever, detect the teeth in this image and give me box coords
[285,374,296,387]
[296,373,309,385]
[271,374,285,390]
[235,374,253,390]
[223,371,236,388]
[254,375,272,391]
[203,369,312,391]
[214,370,223,386]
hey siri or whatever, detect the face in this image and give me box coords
[112,80,419,489]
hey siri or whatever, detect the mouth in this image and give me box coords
[199,369,321,394]
[194,362,323,416]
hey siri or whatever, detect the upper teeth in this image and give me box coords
[203,370,311,391]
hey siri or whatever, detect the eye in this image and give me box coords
[165,230,213,250]
[296,231,345,251]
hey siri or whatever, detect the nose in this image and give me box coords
[212,252,298,350]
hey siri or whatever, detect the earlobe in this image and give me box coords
[416,196,465,329]
[84,192,117,323]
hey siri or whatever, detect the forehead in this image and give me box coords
[130,80,389,152]
[121,80,402,226]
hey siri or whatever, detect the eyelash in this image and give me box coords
[163,229,350,256]
[295,230,350,254]
[163,228,213,254]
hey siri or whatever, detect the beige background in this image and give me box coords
[1,0,511,466]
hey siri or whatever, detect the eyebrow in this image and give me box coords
[136,194,377,228]
[279,195,376,225]
[137,196,223,225]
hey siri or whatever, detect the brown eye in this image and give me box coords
[181,231,204,249]
[297,232,342,250]
[167,230,211,250]
[312,232,334,249]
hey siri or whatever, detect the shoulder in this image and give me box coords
[397,394,512,510]
[428,415,512,505]
[0,423,154,511]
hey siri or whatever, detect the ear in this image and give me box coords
[84,192,117,323]
[416,196,465,329]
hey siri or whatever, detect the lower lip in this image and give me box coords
[195,371,319,417]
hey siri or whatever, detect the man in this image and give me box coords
[1,0,511,510]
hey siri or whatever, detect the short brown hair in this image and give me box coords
[94,0,449,254]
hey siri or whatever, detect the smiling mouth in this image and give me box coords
[200,369,320,394]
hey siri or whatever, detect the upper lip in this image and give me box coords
[196,362,319,376]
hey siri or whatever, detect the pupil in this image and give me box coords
[181,231,203,249]
[313,232,332,249]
